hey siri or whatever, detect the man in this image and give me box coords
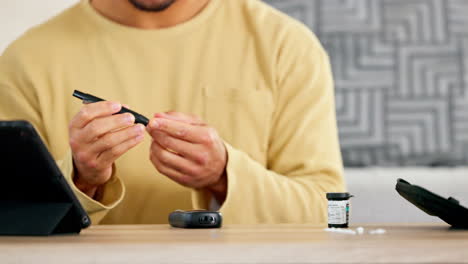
[0,0,345,224]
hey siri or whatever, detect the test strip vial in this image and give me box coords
[327,192,353,228]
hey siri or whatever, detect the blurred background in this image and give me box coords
[1,0,467,224]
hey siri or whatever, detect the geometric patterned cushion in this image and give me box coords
[264,0,468,166]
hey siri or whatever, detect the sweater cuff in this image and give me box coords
[57,150,125,221]
[191,141,240,212]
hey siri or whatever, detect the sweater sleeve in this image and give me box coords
[192,23,346,224]
[0,41,124,224]
[56,151,125,224]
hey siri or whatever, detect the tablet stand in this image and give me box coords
[0,201,82,236]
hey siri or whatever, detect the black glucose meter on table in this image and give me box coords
[169,210,222,228]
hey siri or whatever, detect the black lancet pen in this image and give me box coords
[72,90,149,126]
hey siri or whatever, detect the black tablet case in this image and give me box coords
[396,178,468,228]
[0,120,91,236]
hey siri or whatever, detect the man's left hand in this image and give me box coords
[146,112,227,203]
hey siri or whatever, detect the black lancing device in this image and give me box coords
[72,90,149,126]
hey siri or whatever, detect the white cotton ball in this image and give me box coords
[369,228,386,235]
[324,228,356,235]
[356,227,364,235]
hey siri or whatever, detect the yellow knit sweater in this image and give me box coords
[0,0,345,224]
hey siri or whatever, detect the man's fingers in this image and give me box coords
[81,113,135,142]
[151,130,207,165]
[97,132,145,166]
[150,141,200,183]
[148,118,210,143]
[91,124,145,153]
[150,154,190,187]
[154,111,205,125]
[71,101,122,129]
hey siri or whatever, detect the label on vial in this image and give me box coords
[328,200,349,225]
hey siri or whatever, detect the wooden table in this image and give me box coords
[0,224,467,263]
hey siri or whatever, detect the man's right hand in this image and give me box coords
[69,101,145,199]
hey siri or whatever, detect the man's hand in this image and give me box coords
[147,112,228,203]
[69,101,145,198]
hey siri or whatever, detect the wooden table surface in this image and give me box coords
[0,224,467,263]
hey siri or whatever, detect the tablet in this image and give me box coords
[0,120,91,235]
[396,178,468,228]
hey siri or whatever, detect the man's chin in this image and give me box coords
[128,0,176,12]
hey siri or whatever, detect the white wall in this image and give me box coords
[0,0,77,53]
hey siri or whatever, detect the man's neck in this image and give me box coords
[90,0,210,29]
